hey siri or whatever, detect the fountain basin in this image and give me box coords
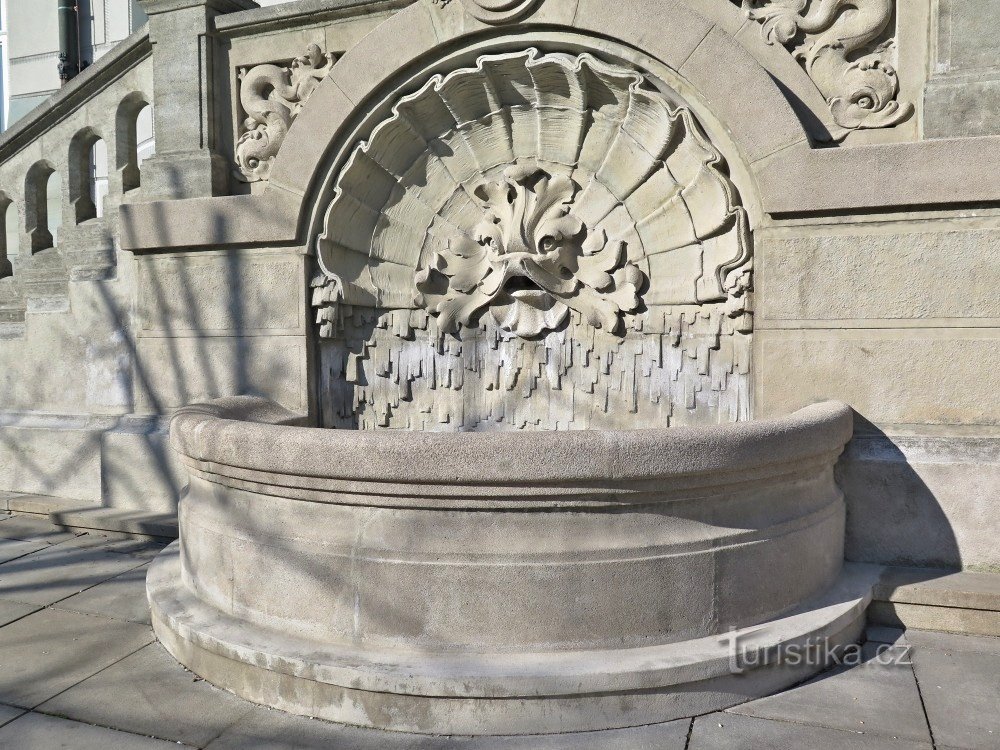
[148,397,875,734]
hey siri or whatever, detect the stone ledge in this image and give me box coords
[1,494,177,541]
[869,566,1000,638]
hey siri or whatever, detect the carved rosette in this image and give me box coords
[742,0,913,130]
[235,44,336,182]
[315,49,750,337]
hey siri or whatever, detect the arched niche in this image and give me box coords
[293,23,767,430]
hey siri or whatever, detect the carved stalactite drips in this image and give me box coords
[742,0,913,130]
[235,44,336,182]
[312,49,754,430]
[314,301,753,431]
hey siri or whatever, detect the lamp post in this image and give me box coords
[56,0,79,83]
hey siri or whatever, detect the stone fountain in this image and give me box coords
[147,38,875,736]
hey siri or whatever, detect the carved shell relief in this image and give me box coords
[741,0,913,130]
[313,49,754,430]
[235,44,337,182]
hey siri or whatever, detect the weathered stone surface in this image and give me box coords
[689,712,933,750]
[758,228,1000,323]
[38,643,258,747]
[0,597,40,627]
[839,434,1000,570]
[756,332,1000,427]
[0,712,180,749]
[0,534,147,606]
[55,564,154,624]
[0,607,153,707]
[911,633,1000,749]
[728,644,931,743]
[150,397,866,734]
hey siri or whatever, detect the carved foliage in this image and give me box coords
[742,0,913,130]
[235,44,336,182]
[415,166,643,337]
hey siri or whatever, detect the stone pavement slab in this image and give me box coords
[0,607,153,708]
[54,565,153,624]
[910,631,1000,750]
[0,536,50,564]
[0,514,82,545]
[39,642,257,747]
[726,642,931,743]
[0,711,189,749]
[206,708,691,750]
[0,703,26,727]
[0,535,148,605]
[0,597,40,627]
[689,712,934,750]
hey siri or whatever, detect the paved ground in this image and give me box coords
[0,512,997,750]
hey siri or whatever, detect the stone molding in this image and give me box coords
[742,0,913,130]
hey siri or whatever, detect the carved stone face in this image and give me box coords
[415,166,642,337]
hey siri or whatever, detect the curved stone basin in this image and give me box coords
[148,398,876,735]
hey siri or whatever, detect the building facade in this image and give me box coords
[0,0,997,734]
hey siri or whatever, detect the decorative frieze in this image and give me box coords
[235,44,336,182]
[742,0,913,130]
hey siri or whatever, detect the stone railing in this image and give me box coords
[0,28,154,330]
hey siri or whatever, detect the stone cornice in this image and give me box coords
[214,0,412,37]
[138,0,258,15]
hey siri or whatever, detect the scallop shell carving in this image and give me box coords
[316,49,750,339]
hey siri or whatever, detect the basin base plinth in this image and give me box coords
[147,543,878,736]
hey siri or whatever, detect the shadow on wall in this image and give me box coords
[838,410,962,571]
[1,162,294,515]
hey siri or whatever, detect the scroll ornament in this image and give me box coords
[743,0,913,130]
[235,44,336,182]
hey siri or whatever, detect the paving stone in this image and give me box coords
[0,703,26,727]
[690,712,934,750]
[0,536,50,564]
[727,643,931,743]
[0,514,82,545]
[0,608,153,708]
[906,628,1000,655]
[207,709,691,750]
[0,536,148,605]
[0,597,41,627]
[55,565,153,624]
[39,642,257,747]
[911,637,1000,750]
[0,711,188,749]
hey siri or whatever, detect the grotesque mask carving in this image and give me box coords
[415,166,642,337]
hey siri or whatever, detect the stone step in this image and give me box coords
[1,494,177,541]
[869,565,1000,637]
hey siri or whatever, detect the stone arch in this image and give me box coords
[68,127,107,223]
[24,161,59,253]
[115,92,154,192]
[0,193,12,277]
[286,10,770,430]
[267,0,814,233]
